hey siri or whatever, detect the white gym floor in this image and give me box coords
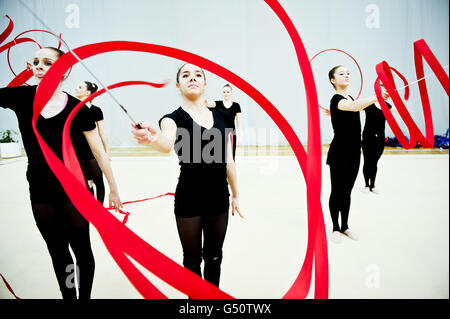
[0,152,448,299]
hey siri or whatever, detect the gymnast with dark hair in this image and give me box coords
[0,47,122,299]
[131,63,243,290]
[326,65,390,243]
[75,80,110,204]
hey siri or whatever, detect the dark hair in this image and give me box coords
[43,46,65,58]
[223,83,232,91]
[84,81,98,94]
[176,63,206,84]
[328,65,343,89]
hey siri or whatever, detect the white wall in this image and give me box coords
[1,0,448,147]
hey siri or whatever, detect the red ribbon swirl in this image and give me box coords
[375,39,449,149]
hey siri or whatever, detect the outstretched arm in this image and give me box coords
[338,88,390,112]
[131,118,177,153]
[84,128,122,210]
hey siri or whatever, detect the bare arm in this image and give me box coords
[96,120,110,157]
[226,136,243,218]
[84,128,122,210]
[235,112,244,145]
[205,99,216,108]
[131,118,177,153]
[338,89,390,112]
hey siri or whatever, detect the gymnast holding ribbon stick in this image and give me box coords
[206,84,244,159]
[132,63,244,290]
[75,81,110,204]
[326,65,390,243]
[0,47,122,299]
[362,83,394,195]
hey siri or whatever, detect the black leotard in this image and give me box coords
[326,94,361,232]
[0,85,96,201]
[159,107,233,217]
[214,101,241,158]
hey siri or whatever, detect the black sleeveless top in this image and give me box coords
[159,107,233,217]
[326,94,361,166]
[0,85,96,201]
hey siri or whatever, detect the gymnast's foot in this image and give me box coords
[343,229,358,240]
[330,231,342,243]
[370,187,380,194]
[363,186,371,194]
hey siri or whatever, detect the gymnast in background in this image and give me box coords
[75,81,110,204]
[206,84,244,159]
[362,84,394,194]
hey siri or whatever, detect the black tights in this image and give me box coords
[362,136,385,189]
[175,213,228,288]
[329,156,360,232]
[31,200,95,299]
[81,159,105,204]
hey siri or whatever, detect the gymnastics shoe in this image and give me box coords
[330,231,342,244]
[363,187,371,194]
[370,187,380,194]
[343,229,358,240]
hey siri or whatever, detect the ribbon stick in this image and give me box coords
[375,39,449,149]
[62,80,169,186]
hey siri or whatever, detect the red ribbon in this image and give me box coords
[62,80,170,187]
[0,15,13,45]
[0,273,20,299]
[310,48,364,112]
[265,0,328,299]
[0,19,68,85]
[4,0,329,299]
[106,192,175,225]
[375,39,449,149]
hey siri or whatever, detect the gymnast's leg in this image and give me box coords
[202,212,229,287]
[175,216,203,279]
[31,201,77,299]
[329,165,343,232]
[63,201,95,300]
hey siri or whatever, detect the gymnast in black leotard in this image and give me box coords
[362,95,393,194]
[131,63,243,290]
[326,65,390,243]
[0,47,122,299]
[75,81,110,204]
[206,84,244,159]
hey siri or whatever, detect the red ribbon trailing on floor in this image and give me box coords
[106,192,175,225]
[375,39,449,149]
[0,273,20,299]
